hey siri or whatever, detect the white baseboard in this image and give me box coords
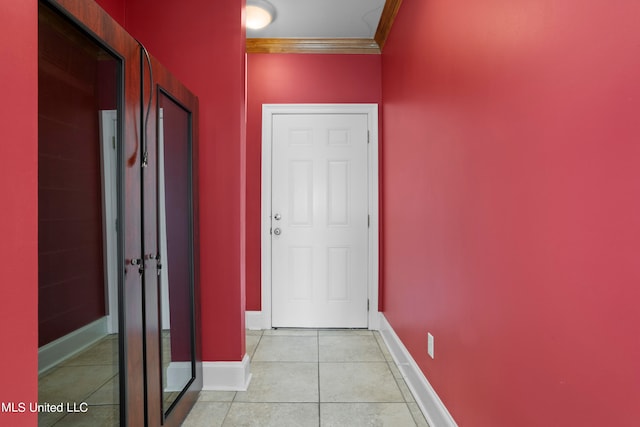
[378,314,458,427]
[369,311,382,330]
[202,354,252,391]
[245,310,264,330]
[38,317,108,374]
[165,361,192,392]
[246,310,383,331]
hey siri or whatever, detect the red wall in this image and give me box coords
[123,0,247,361]
[246,53,382,310]
[381,0,640,425]
[0,3,38,426]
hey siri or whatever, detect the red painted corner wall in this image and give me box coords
[381,0,640,425]
[0,3,38,426]
[246,53,382,311]
[124,0,246,361]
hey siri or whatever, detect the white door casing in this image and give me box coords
[261,104,379,329]
[99,110,119,334]
[158,108,171,330]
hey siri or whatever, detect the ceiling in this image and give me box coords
[246,0,386,39]
[246,0,403,54]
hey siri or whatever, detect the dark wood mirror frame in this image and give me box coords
[142,50,202,427]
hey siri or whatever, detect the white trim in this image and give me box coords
[261,103,380,330]
[38,317,108,374]
[378,314,458,427]
[165,361,192,392]
[99,110,119,334]
[157,108,172,329]
[202,354,252,391]
[245,310,264,330]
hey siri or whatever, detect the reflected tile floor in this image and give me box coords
[183,329,430,427]
[38,335,119,427]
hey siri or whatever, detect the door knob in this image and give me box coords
[273,228,281,236]
[274,213,281,221]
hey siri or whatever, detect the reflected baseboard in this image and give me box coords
[38,317,108,374]
[202,354,251,391]
[165,361,192,392]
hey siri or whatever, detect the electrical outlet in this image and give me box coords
[427,333,435,359]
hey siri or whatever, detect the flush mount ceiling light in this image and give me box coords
[246,0,276,30]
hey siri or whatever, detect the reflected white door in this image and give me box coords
[271,113,369,327]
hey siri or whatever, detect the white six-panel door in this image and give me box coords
[271,113,369,328]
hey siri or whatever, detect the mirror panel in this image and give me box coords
[158,90,196,415]
[38,3,122,426]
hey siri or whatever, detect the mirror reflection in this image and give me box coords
[157,90,196,414]
[37,4,121,426]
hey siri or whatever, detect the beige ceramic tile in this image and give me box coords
[263,328,318,336]
[38,410,66,427]
[39,365,117,403]
[395,377,416,403]
[319,362,404,403]
[373,332,395,362]
[319,335,385,362]
[407,402,431,427]
[246,333,261,359]
[224,403,319,427]
[253,336,318,362]
[85,375,119,405]
[60,338,119,368]
[388,361,403,380]
[182,402,230,427]
[235,362,319,403]
[318,329,373,336]
[197,390,236,402]
[321,403,417,427]
[49,405,119,427]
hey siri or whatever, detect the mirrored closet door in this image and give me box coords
[37,1,200,426]
[142,52,201,427]
[37,4,129,425]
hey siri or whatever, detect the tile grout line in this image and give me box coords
[373,331,422,426]
[218,400,233,427]
[225,329,420,426]
[220,329,263,426]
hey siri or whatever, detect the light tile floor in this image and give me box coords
[183,329,430,427]
[38,331,178,426]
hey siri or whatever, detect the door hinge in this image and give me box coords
[367,299,370,311]
[368,214,370,228]
[367,130,370,144]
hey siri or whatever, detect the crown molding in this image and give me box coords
[374,0,403,50]
[246,38,381,54]
[245,0,403,55]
